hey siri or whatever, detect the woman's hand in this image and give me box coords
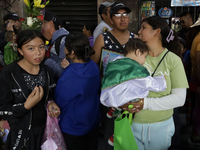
[24,86,44,109]
[61,58,70,69]
[48,101,61,118]
[119,98,144,113]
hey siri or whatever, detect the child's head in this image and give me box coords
[124,38,149,65]
[82,23,97,37]
[65,33,95,62]
[5,31,15,42]
[16,30,46,61]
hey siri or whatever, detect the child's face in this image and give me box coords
[18,37,45,66]
[126,49,148,65]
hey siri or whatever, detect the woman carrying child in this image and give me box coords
[0,30,60,150]
[121,16,188,150]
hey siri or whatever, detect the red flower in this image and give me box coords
[19,18,25,22]
[37,15,44,21]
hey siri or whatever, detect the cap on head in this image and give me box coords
[110,2,131,17]
[44,9,59,26]
[99,2,114,15]
[3,12,19,22]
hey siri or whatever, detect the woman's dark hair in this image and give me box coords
[124,38,149,56]
[142,16,181,57]
[84,23,97,35]
[65,33,95,62]
[16,30,46,60]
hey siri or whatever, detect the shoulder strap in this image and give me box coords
[54,35,66,55]
[107,32,124,51]
[151,50,169,77]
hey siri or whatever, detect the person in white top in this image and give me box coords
[93,2,114,44]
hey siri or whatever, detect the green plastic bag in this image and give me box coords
[114,111,139,150]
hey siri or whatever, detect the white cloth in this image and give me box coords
[143,88,186,111]
[93,20,112,44]
[100,75,167,107]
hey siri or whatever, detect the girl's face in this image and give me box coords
[82,26,91,37]
[18,37,45,66]
[111,9,129,31]
[138,22,156,43]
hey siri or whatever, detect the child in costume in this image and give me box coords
[0,30,60,150]
[100,38,167,146]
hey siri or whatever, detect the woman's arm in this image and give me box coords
[123,88,186,113]
[143,88,186,110]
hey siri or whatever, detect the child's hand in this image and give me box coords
[24,86,44,109]
[61,58,70,69]
[48,102,60,118]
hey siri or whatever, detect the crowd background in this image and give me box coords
[0,1,200,149]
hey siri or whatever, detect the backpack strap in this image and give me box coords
[54,35,66,55]
[107,32,124,51]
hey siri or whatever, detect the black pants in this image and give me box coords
[63,127,98,150]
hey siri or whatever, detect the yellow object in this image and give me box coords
[33,0,45,8]
[128,105,133,109]
[45,40,49,45]
[23,0,30,8]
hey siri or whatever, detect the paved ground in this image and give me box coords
[98,106,200,150]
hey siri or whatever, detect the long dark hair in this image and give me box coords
[142,16,181,57]
[65,33,95,62]
[16,30,46,60]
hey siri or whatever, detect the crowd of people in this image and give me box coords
[0,1,199,150]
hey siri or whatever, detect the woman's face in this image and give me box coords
[18,37,45,66]
[138,22,155,43]
[111,9,129,31]
[82,26,87,36]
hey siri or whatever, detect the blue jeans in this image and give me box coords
[131,117,175,150]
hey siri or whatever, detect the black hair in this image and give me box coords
[65,33,95,62]
[124,38,149,56]
[58,19,69,31]
[101,7,109,20]
[142,16,181,57]
[16,30,46,60]
[180,12,193,20]
[84,23,97,35]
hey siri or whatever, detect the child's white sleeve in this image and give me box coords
[100,75,166,108]
[143,88,186,110]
